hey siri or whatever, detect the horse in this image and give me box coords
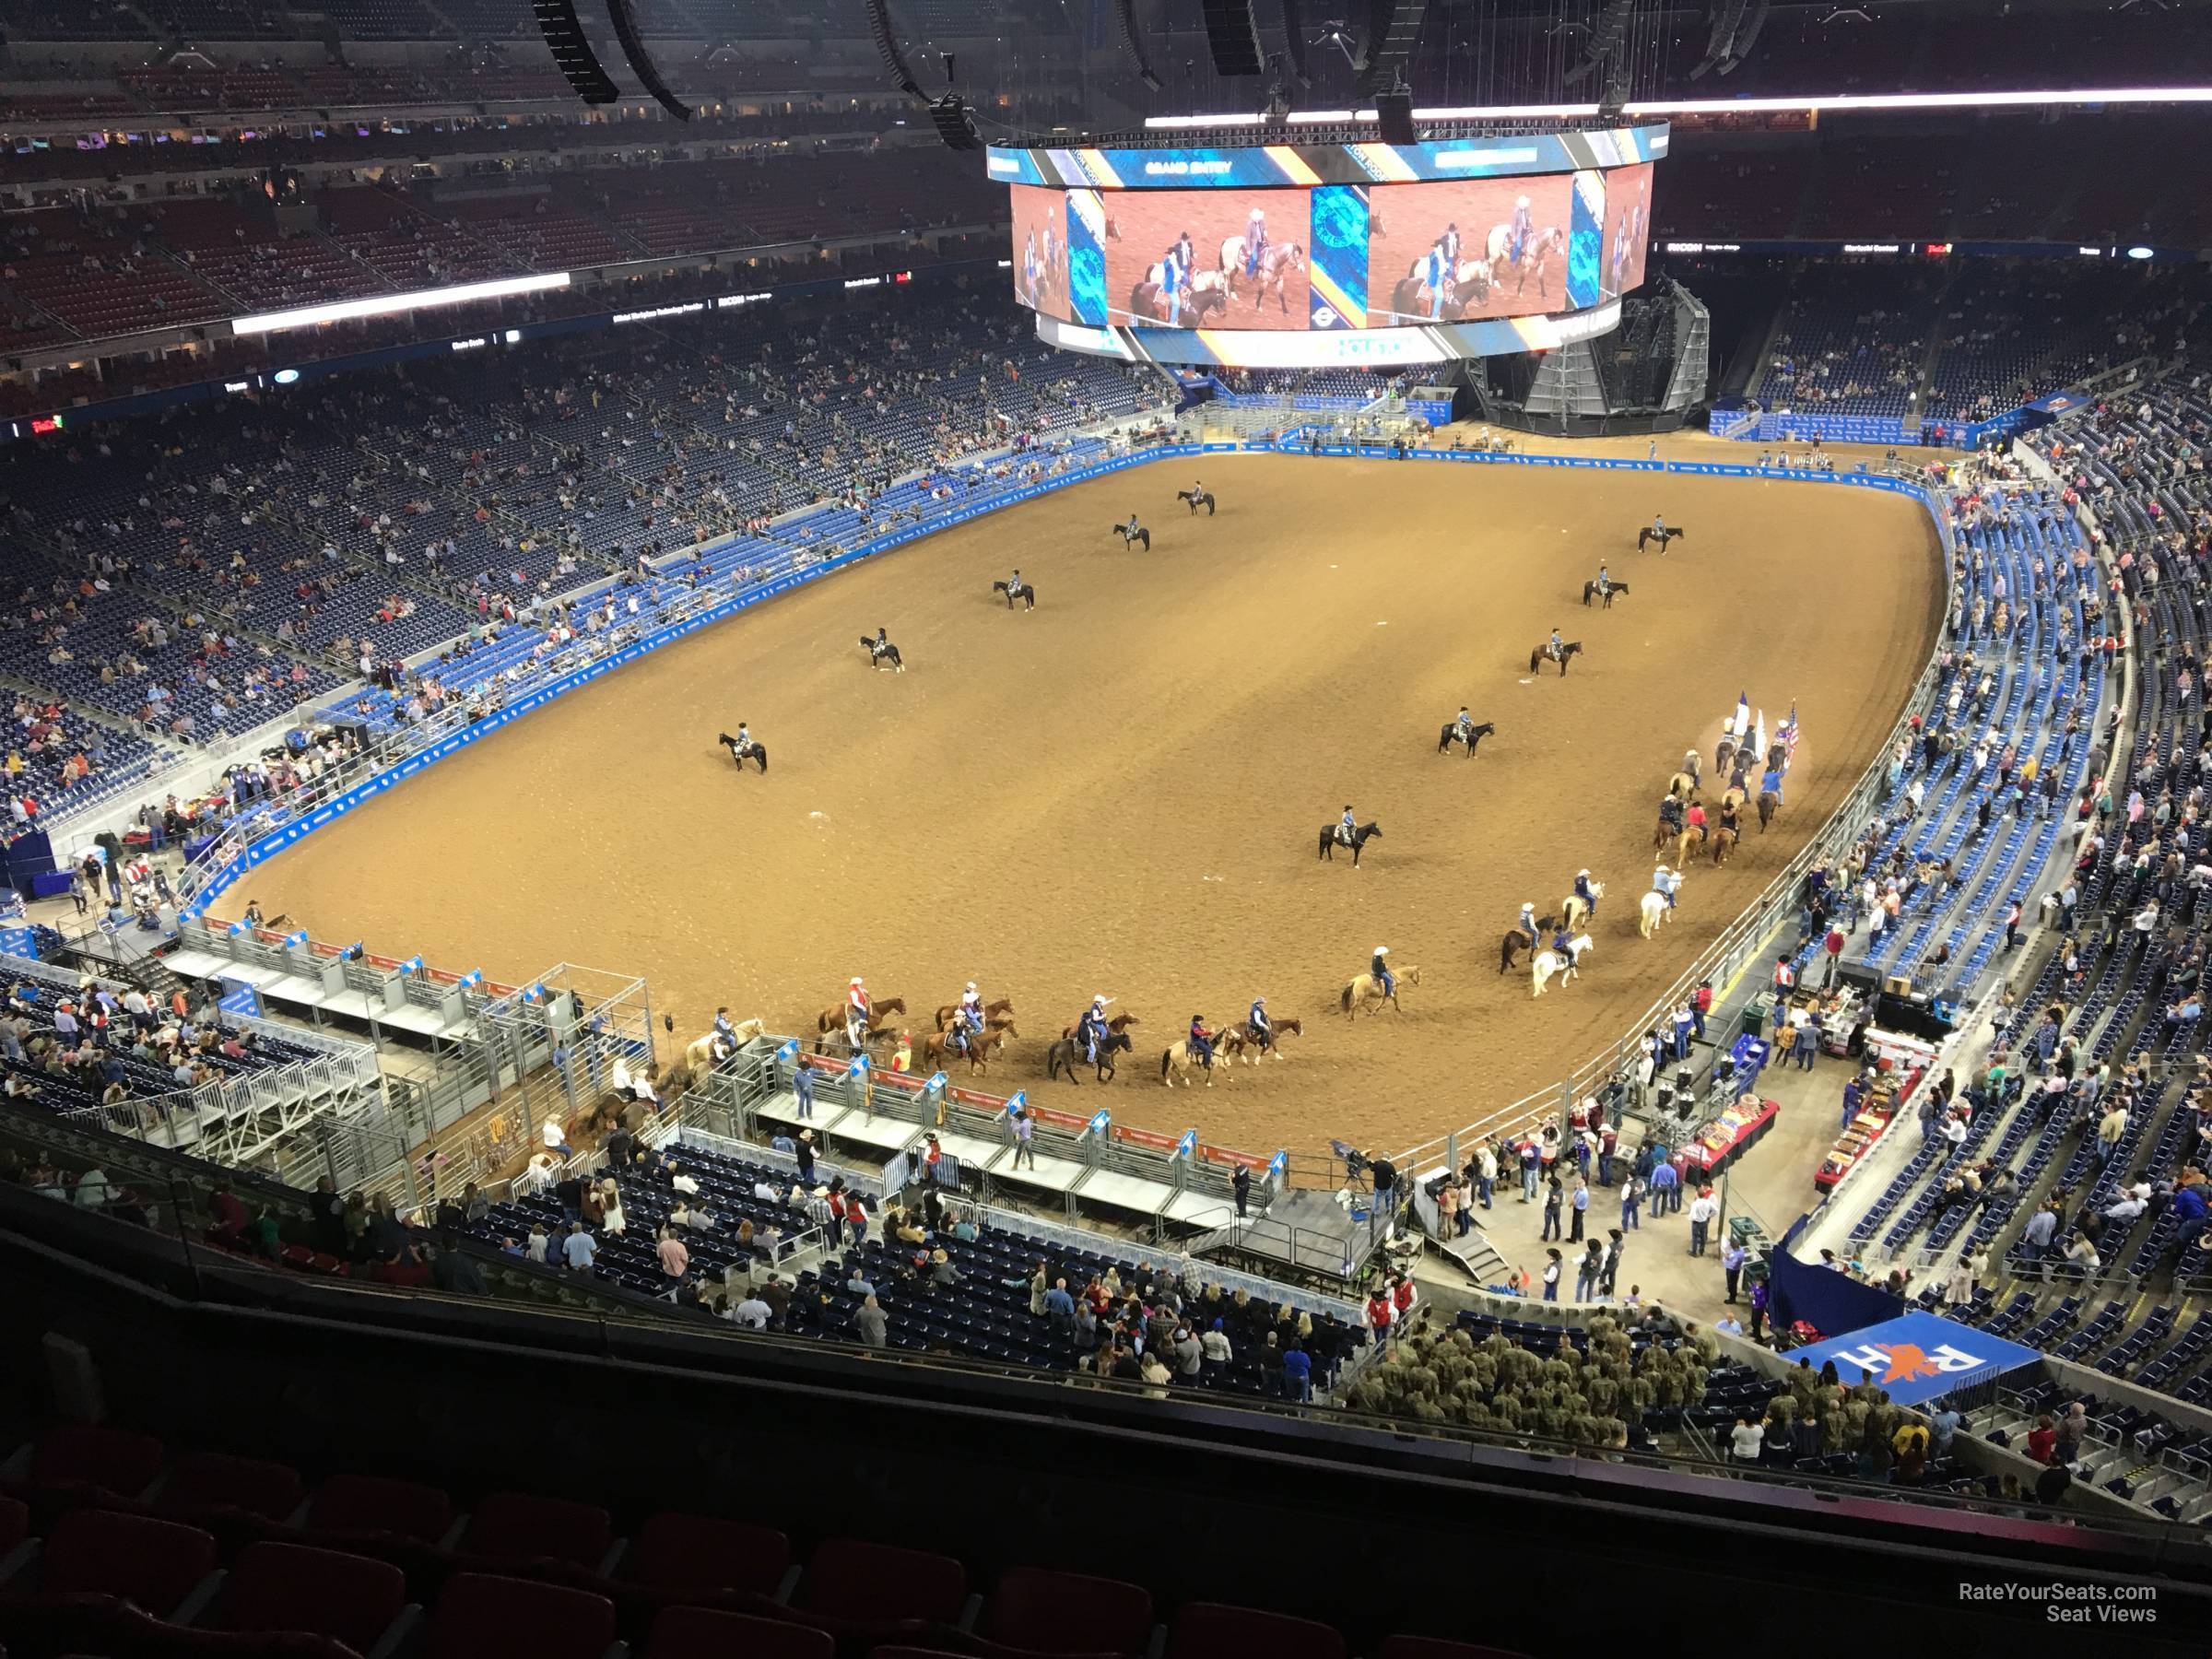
[1714,735,1736,779]
[1340,963,1419,1018]
[681,1018,762,1073]
[949,1026,1011,1075]
[1582,580,1629,608]
[1488,222,1566,295]
[1319,821,1383,865]
[1532,935,1594,997]
[1388,253,1493,326]
[1437,720,1496,757]
[1176,488,1217,516]
[935,996,1015,1031]
[1061,1011,1141,1044]
[1637,525,1687,554]
[1160,1037,1222,1088]
[1759,790,1781,832]
[859,636,903,672]
[1671,827,1700,869]
[1109,523,1152,551]
[1638,889,1673,938]
[993,579,1036,609]
[1218,1017,1301,1064]
[1238,242,1306,313]
[1528,641,1583,677]
[1129,269,1227,326]
[1712,824,1739,866]
[923,1020,1017,1073]
[1047,1029,1131,1084]
[717,732,768,772]
[814,995,906,1042]
[1561,882,1604,932]
[1666,771,1699,800]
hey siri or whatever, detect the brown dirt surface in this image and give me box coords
[247,454,1941,1163]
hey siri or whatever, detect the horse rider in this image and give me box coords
[948,982,983,1056]
[1160,233,1194,324]
[1551,927,1575,959]
[1718,795,1742,836]
[845,976,871,1045]
[1547,627,1564,663]
[712,1007,737,1043]
[1453,706,1475,746]
[1682,747,1701,786]
[1077,994,1112,1065]
[1187,1012,1216,1072]
[1658,791,1685,833]
[872,625,890,660]
[1517,903,1540,947]
[1574,868,1599,915]
[733,722,756,757]
[1653,864,1681,911]
[1123,512,1143,542]
[1508,194,1534,265]
[1652,512,1667,541]
[1371,946,1394,1002]
[1422,238,1450,319]
[1686,798,1709,843]
[1242,206,1268,277]
[1595,563,1611,599]
[1761,766,1785,802]
[1008,567,1023,596]
[1247,994,1273,1057]
[1338,804,1359,848]
[1439,220,1462,276]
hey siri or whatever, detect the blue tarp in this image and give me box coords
[1783,1311,2042,1406]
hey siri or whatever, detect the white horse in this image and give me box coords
[1638,888,1674,938]
[1532,935,1595,997]
[1487,222,1566,296]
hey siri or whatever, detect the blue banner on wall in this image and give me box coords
[1783,1311,2042,1406]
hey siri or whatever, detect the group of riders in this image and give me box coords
[1150,210,1273,326]
[1073,992,1278,1075]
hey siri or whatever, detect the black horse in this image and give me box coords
[993,579,1036,610]
[859,636,904,672]
[717,732,769,773]
[1498,920,1559,972]
[1047,1029,1132,1085]
[1177,488,1217,516]
[1318,820,1382,866]
[1528,641,1584,677]
[1581,580,1630,608]
[1637,525,1687,553]
[1437,720,1497,757]
[1110,523,1152,551]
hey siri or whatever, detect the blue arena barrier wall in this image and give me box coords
[177,441,1947,931]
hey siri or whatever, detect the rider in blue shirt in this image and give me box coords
[1596,562,1611,595]
[1077,995,1110,1064]
[1574,869,1598,914]
[1653,513,1667,538]
[1454,707,1475,744]
[1517,902,1539,947]
[1338,805,1358,847]
[1371,946,1394,1000]
[1548,628,1564,661]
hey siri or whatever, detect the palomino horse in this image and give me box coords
[1176,488,1217,515]
[717,732,768,772]
[1532,935,1594,997]
[1528,640,1583,677]
[1561,882,1605,932]
[682,1018,764,1073]
[859,636,904,672]
[1160,1036,1223,1087]
[924,1021,1016,1073]
[935,996,1014,1031]
[1340,964,1419,1017]
[1638,889,1674,938]
[1582,580,1629,608]
[1218,1017,1301,1064]
[814,995,906,1042]
[1668,827,1700,869]
[1711,825,1739,866]
[1109,523,1152,551]
[994,579,1036,609]
[1666,771,1699,800]
[1488,222,1566,295]
[1319,821,1383,865]
[1437,719,1497,757]
[1499,923,1558,973]
[1047,1029,1131,1084]
[1759,791,1781,831]
[1637,525,1687,554]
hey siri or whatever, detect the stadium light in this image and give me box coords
[231,273,571,336]
[1142,84,2212,127]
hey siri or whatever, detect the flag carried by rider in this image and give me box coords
[1780,700,1802,768]
[1733,690,1751,737]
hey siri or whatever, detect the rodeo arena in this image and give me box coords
[6,0,2212,1653]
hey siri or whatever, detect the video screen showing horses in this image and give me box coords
[1009,184,1072,322]
[1602,162,1653,301]
[1101,188,1312,331]
[1366,176,1575,325]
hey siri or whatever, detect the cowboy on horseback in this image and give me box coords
[1422,239,1450,319]
[1337,805,1359,849]
[1371,946,1394,1002]
[1124,512,1143,541]
[1077,994,1112,1065]
[871,626,891,662]
[1653,865,1680,910]
[1187,1013,1216,1072]
[1242,206,1267,277]
[844,976,871,1046]
[1517,903,1539,947]
[947,982,982,1056]
[1652,513,1666,540]
[1658,793,1685,833]
[1247,995,1273,1056]
[1575,869,1599,915]
[1547,628,1564,665]
[1595,564,1610,599]
[1453,707,1475,745]
[1008,567,1023,596]
[1508,195,1534,265]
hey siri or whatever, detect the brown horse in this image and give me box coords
[1528,641,1583,677]
[1047,1029,1132,1085]
[942,1026,1010,1075]
[1218,1017,1302,1064]
[1712,825,1739,866]
[1499,924,1556,973]
[1758,790,1780,832]
[921,1018,1018,1072]
[934,996,1014,1031]
[814,995,906,1041]
[1061,1011,1141,1043]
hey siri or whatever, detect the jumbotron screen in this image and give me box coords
[992,128,1662,368]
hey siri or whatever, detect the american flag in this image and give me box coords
[1781,700,1801,763]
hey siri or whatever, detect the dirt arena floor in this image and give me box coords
[247,453,1942,1162]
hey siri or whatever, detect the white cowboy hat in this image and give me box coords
[965,982,977,993]
[1374,946,1389,956]
[1654,865,1671,876]
[1093,994,1111,1005]
[1578,869,1590,877]
[849,976,864,986]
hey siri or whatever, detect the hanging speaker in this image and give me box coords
[531,0,618,103]
[604,0,691,119]
[929,94,981,151]
[864,0,924,99]
[1351,0,1428,99]
[1200,0,1265,76]
[1375,86,1414,144]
